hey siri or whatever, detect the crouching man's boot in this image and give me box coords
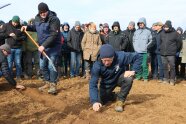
[115,100,125,112]
[48,83,57,95]
[38,81,50,92]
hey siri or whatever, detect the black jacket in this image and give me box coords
[100,29,111,44]
[160,28,181,56]
[106,31,128,51]
[0,51,16,86]
[67,27,84,52]
[1,21,26,49]
[123,28,136,52]
[0,26,5,45]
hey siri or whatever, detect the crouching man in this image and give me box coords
[89,44,142,112]
[0,44,25,90]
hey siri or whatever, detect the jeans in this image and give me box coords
[70,52,82,77]
[7,48,22,77]
[41,55,58,83]
[151,53,164,80]
[99,74,133,105]
[26,51,39,77]
[161,55,175,81]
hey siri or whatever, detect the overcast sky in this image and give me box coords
[1,0,186,30]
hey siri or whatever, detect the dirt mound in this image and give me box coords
[0,77,186,124]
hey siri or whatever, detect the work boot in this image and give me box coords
[48,83,57,95]
[85,70,91,80]
[170,80,175,86]
[115,100,124,112]
[38,81,50,92]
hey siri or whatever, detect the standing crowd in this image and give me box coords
[0,2,185,112]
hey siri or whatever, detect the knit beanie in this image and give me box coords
[100,44,115,59]
[0,44,11,54]
[103,23,109,28]
[74,21,81,27]
[38,2,49,13]
[12,16,20,23]
[164,20,172,28]
[129,21,135,27]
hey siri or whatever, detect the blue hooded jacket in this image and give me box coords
[89,51,142,104]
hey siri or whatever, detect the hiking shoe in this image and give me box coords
[38,81,50,92]
[48,83,57,95]
[115,101,124,112]
[158,79,163,83]
[162,80,169,84]
[170,81,175,86]
[144,80,148,83]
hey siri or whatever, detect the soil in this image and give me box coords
[0,77,186,124]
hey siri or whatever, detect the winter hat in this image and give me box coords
[38,2,49,13]
[100,44,115,59]
[112,21,120,30]
[164,20,172,28]
[103,23,109,28]
[0,44,11,54]
[129,21,135,27]
[74,21,81,27]
[0,20,5,26]
[177,27,183,34]
[12,16,20,23]
[62,22,70,30]
[156,22,163,26]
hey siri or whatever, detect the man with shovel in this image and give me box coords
[22,2,61,94]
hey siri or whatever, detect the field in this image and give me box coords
[0,77,186,124]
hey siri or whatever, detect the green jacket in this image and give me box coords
[24,31,38,52]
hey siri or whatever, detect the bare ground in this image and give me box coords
[0,77,186,124]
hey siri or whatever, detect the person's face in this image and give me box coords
[152,25,157,31]
[177,30,182,34]
[40,11,48,19]
[103,27,109,33]
[75,26,81,31]
[64,25,69,31]
[128,24,134,30]
[113,26,119,31]
[2,50,9,56]
[101,57,114,67]
[139,23,145,29]
[12,21,19,27]
[156,25,162,31]
[163,25,169,31]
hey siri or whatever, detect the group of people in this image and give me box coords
[0,2,185,112]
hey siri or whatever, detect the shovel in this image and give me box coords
[24,30,57,72]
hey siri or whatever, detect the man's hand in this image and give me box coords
[16,84,25,90]
[124,71,135,77]
[93,102,102,112]
[38,46,45,53]
[9,33,15,37]
[21,26,27,32]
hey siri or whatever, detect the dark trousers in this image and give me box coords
[161,55,175,81]
[175,57,185,78]
[26,51,39,77]
[99,74,133,105]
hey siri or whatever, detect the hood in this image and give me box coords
[112,21,120,30]
[137,17,146,26]
[62,22,70,30]
[177,27,183,34]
